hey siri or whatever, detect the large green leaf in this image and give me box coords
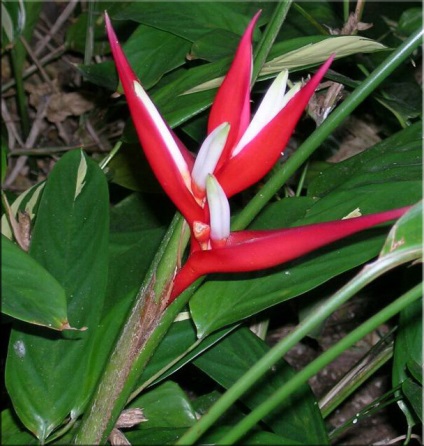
[79,22,191,91]
[307,122,422,199]
[2,236,70,330]
[137,320,235,389]
[5,150,109,442]
[194,328,328,444]
[110,2,267,42]
[1,409,37,446]
[124,381,197,444]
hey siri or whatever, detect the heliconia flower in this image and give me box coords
[169,206,411,303]
[106,12,410,307]
[105,12,333,229]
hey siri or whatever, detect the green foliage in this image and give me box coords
[2,235,69,330]
[5,151,109,442]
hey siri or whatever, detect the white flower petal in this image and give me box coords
[191,123,230,196]
[206,174,230,242]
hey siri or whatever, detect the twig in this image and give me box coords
[1,45,65,93]
[34,0,79,57]
[3,96,51,188]
[1,98,24,149]
[19,36,58,93]
[85,119,111,152]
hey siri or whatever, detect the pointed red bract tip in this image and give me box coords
[207,11,261,166]
[105,13,204,226]
[217,55,334,198]
[167,206,410,305]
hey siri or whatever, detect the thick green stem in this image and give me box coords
[176,248,421,444]
[74,214,191,444]
[233,26,423,230]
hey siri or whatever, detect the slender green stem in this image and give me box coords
[343,0,350,22]
[217,282,422,444]
[292,3,329,35]
[252,0,292,84]
[84,0,96,65]
[319,332,394,418]
[99,140,122,170]
[232,26,424,231]
[329,387,402,440]
[10,48,30,138]
[176,248,421,444]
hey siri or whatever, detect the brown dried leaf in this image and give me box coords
[27,81,94,123]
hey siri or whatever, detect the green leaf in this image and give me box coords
[1,0,26,47]
[402,378,423,422]
[261,35,386,76]
[65,11,110,56]
[397,8,423,36]
[2,235,71,330]
[137,320,234,389]
[111,2,265,42]
[393,297,422,385]
[1,409,37,445]
[6,150,109,442]
[129,381,197,429]
[308,122,422,199]
[80,23,191,92]
[194,328,328,444]
[380,201,422,257]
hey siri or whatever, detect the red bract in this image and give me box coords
[105,12,411,306]
[169,207,410,302]
[105,12,332,227]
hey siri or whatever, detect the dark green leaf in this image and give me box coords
[125,427,187,445]
[65,11,110,56]
[80,23,190,91]
[402,378,423,422]
[380,201,422,257]
[397,8,423,36]
[194,328,328,444]
[138,320,235,388]
[129,381,197,429]
[1,0,26,47]
[2,236,70,330]
[393,296,422,386]
[189,29,242,62]
[111,2,265,42]
[6,150,109,441]
[1,409,37,445]
[308,122,422,198]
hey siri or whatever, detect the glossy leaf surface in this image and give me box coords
[2,236,69,330]
[6,150,109,441]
